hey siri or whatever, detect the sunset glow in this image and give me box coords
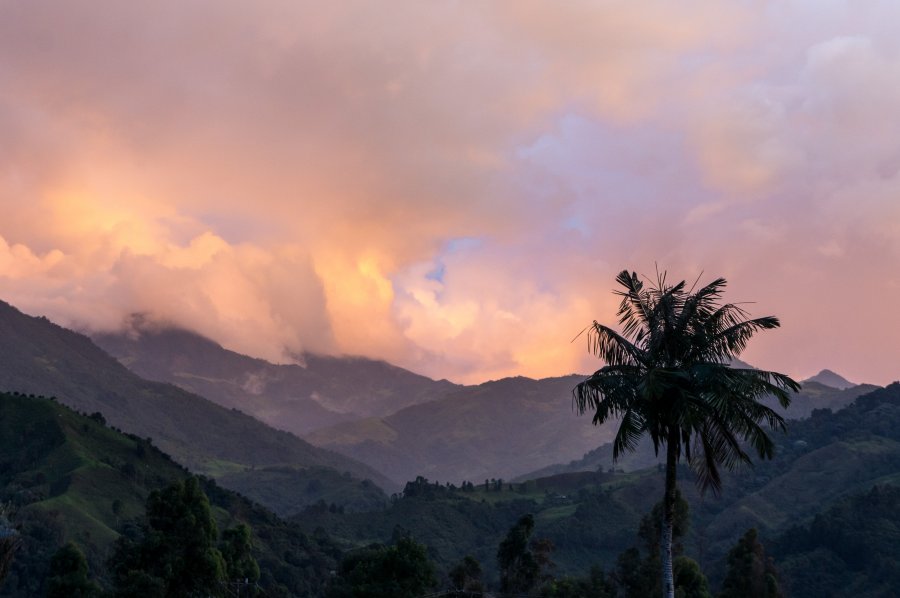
[2,1,899,384]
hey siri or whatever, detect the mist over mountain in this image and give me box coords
[92,324,459,436]
[92,324,616,485]
[0,299,392,498]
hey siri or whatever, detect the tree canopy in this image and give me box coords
[575,269,798,597]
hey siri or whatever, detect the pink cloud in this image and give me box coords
[0,1,898,385]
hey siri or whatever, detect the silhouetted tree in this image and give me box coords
[46,542,101,598]
[539,564,615,598]
[611,481,714,598]
[498,514,554,594]
[328,536,437,598]
[0,514,18,585]
[673,556,711,598]
[719,528,782,598]
[575,270,798,597]
[449,555,484,595]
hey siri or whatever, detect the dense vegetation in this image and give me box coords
[772,484,900,596]
[3,382,900,595]
[295,383,900,594]
[218,466,388,517]
[0,392,340,597]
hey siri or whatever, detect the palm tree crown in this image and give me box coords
[574,269,800,492]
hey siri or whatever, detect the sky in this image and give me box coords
[1,1,899,385]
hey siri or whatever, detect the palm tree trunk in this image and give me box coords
[661,430,678,598]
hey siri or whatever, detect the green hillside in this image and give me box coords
[297,383,900,588]
[772,484,900,597]
[0,391,340,597]
[0,300,394,498]
[217,466,387,518]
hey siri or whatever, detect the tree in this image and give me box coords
[46,542,101,598]
[574,270,799,598]
[449,555,484,595]
[719,528,782,598]
[613,491,705,598]
[673,556,711,598]
[0,510,18,585]
[220,524,260,594]
[328,537,437,598]
[497,513,554,594]
[109,476,227,597]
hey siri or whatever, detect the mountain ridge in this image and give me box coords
[92,325,460,436]
[0,299,394,495]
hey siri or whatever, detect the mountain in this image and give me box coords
[0,300,393,496]
[305,375,618,484]
[684,382,900,575]
[768,380,879,419]
[515,380,881,481]
[803,368,855,389]
[92,325,459,435]
[0,391,342,597]
[299,383,900,590]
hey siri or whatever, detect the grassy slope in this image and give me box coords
[0,392,340,597]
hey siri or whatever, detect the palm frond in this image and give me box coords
[612,409,646,460]
[573,365,641,425]
[586,322,647,367]
[574,268,799,499]
[613,271,655,340]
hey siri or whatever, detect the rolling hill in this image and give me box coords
[305,375,618,485]
[0,300,393,497]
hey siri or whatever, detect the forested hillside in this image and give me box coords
[0,392,341,596]
[297,383,900,592]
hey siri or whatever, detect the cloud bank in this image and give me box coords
[1,1,899,384]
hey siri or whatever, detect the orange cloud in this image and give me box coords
[1,1,900,385]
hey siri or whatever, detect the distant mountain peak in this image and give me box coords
[804,369,855,390]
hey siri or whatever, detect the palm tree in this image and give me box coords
[574,270,799,598]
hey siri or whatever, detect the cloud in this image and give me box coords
[1,1,900,384]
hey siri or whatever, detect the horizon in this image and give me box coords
[3,295,881,389]
[2,2,900,386]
